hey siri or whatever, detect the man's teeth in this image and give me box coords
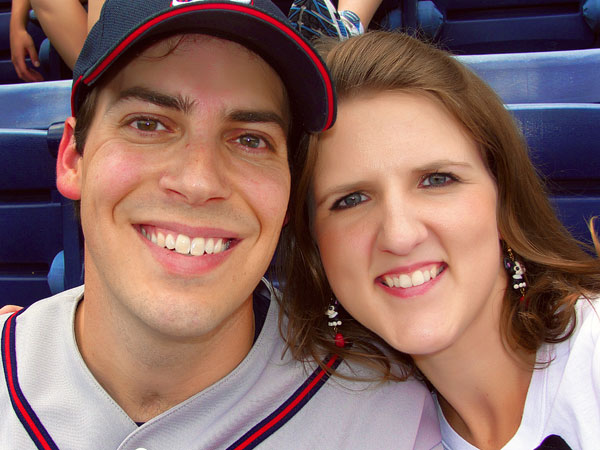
[141,227,229,256]
[166,234,176,250]
[383,266,443,289]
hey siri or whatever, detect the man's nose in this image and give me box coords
[158,140,232,205]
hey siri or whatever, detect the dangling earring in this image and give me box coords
[503,246,527,302]
[325,298,345,348]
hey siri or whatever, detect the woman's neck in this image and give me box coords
[414,317,534,449]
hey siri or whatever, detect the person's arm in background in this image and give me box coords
[9,0,43,82]
[86,0,105,31]
[29,0,88,69]
[0,305,22,315]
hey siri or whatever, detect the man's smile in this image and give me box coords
[139,225,234,256]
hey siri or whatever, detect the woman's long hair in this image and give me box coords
[277,31,600,380]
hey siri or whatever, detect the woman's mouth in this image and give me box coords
[381,265,445,289]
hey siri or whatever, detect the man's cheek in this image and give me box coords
[253,178,291,223]
[83,150,147,208]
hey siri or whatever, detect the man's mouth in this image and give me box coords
[381,265,445,289]
[140,226,233,256]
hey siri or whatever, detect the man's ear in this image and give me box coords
[56,117,82,200]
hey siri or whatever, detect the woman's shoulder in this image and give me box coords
[537,296,600,448]
[545,296,600,364]
[572,296,600,342]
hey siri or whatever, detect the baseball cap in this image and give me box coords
[71,0,336,133]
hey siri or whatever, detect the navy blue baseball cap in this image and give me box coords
[71,0,336,133]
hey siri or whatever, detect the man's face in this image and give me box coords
[59,36,291,338]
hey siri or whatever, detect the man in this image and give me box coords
[0,0,441,448]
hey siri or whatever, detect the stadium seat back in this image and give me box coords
[419,0,599,54]
[0,80,81,306]
[458,49,600,103]
[509,104,600,245]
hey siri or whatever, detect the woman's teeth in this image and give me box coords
[141,227,230,256]
[383,266,443,288]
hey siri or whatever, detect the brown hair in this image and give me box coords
[277,31,600,381]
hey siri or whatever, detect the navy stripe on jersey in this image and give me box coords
[2,310,60,450]
[227,354,343,450]
[2,307,341,450]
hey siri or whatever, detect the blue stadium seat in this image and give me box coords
[458,48,600,103]
[0,80,82,306]
[417,0,599,54]
[509,103,600,245]
[0,79,71,128]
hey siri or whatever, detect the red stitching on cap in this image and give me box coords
[79,3,334,130]
[71,76,83,116]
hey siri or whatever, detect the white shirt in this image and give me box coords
[437,299,600,450]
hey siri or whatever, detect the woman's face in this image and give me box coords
[312,91,507,357]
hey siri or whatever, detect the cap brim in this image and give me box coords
[73,2,335,133]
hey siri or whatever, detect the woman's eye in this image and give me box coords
[420,172,456,188]
[332,192,369,210]
[130,118,167,132]
[236,134,269,150]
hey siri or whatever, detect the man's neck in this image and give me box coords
[74,288,256,422]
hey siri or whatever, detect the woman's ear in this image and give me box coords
[56,117,82,200]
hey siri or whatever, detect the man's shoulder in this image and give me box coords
[265,363,441,448]
[325,360,433,408]
[0,286,84,331]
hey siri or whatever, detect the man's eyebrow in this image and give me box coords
[111,86,197,113]
[227,110,288,134]
[109,88,288,132]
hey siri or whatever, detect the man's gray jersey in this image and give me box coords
[0,282,441,449]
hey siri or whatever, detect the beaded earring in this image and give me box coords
[325,298,345,348]
[503,246,527,302]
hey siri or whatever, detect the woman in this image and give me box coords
[279,31,600,449]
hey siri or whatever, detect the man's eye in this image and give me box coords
[331,192,369,210]
[130,118,167,132]
[420,172,457,188]
[237,134,268,150]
